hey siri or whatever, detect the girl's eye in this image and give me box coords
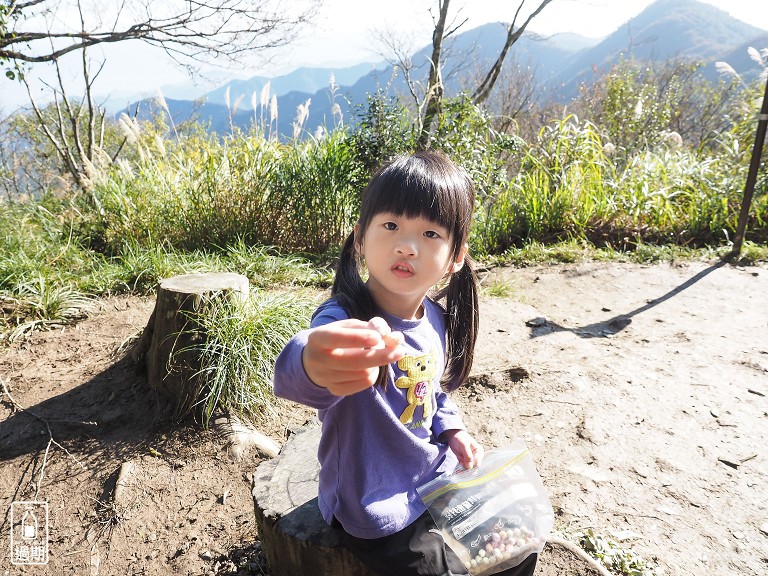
[384,222,398,230]
[424,230,440,239]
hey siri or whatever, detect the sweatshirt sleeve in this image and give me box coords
[430,388,466,439]
[272,300,347,410]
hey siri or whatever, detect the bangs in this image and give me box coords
[358,152,475,252]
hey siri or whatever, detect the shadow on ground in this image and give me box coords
[528,260,727,339]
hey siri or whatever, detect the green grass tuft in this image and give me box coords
[188,289,316,427]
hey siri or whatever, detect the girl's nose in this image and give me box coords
[395,237,417,256]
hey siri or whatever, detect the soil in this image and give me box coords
[1,259,767,576]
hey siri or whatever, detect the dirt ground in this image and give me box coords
[1,259,767,576]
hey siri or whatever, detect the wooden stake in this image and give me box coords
[730,74,768,257]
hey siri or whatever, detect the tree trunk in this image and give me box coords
[417,0,450,150]
[133,272,249,421]
[472,0,554,105]
[252,425,378,576]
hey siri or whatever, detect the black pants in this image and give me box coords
[335,511,538,576]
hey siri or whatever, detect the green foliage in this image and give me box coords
[267,130,367,253]
[165,133,282,250]
[432,95,523,200]
[0,188,329,340]
[2,73,767,347]
[577,528,661,576]
[86,128,368,256]
[479,276,516,299]
[476,96,768,252]
[574,58,744,158]
[1,105,167,199]
[477,116,615,252]
[352,91,414,174]
[0,197,99,341]
[598,61,678,155]
[495,239,735,267]
[1,274,94,342]
[188,289,316,426]
[499,239,595,266]
[222,240,333,289]
[613,148,746,244]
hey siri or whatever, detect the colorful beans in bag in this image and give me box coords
[417,441,554,575]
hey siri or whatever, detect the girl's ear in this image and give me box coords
[451,243,469,273]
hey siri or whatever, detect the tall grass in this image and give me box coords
[86,129,367,256]
[477,117,617,252]
[189,289,316,426]
[265,130,367,253]
[1,274,95,342]
[0,196,100,340]
[2,83,766,343]
[477,115,767,252]
[0,188,327,341]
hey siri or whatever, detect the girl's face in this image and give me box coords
[355,212,467,320]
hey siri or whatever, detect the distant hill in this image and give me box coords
[203,62,387,110]
[700,32,768,85]
[549,0,767,99]
[121,0,768,139]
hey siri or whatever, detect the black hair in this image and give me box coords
[332,150,479,391]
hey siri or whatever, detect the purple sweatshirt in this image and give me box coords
[273,297,466,539]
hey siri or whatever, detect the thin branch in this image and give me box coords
[1,376,89,501]
[472,0,554,104]
[2,0,321,67]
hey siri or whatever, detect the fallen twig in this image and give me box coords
[548,535,614,576]
[0,376,88,500]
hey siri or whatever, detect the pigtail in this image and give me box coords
[442,257,479,392]
[331,231,374,320]
[331,231,389,388]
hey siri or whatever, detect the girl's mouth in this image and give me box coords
[392,262,414,278]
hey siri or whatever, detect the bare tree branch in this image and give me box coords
[472,0,554,104]
[2,0,321,67]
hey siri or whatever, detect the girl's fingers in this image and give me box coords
[309,323,386,350]
[309,318,404,359]
[303,317,406,392]
[327,344,403,365]
[467,443,484,469]
[323,371,380,396]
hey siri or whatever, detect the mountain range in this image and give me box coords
[122,0,768,139]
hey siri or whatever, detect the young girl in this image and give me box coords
[273,151,538,576]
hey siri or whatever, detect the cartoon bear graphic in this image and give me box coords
[395,350,438,425]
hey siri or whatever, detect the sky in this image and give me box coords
[2,0,767,113]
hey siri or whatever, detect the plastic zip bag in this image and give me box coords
[417,440,554,575]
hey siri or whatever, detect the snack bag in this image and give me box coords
[417,440,554,575]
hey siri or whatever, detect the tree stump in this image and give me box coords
[252,426,608,576]
[252,425,377,576]
[133,272,249,420]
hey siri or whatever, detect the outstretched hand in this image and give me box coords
[302,317,405,396]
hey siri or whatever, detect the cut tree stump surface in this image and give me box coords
[252,425,605,576]
[159,272,250,294]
